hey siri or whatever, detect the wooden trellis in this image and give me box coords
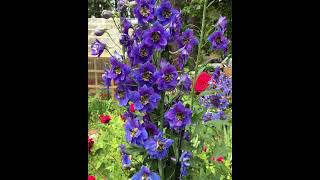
[88,57,117,98]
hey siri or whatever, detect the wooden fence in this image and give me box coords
[88,56,117,98]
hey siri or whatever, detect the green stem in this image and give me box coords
[105,31,122,50]
[191,0,208,112]
[112,17,121,33]
[158,92,165,179]
[158,159,164,180]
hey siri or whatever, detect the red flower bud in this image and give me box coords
[129,104,135,112]
[216,156,224,163]
[210,156,215,161]
[202,146,208,152]
[88,137,94,153]
[194,72,211,93]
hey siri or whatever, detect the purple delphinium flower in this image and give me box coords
[216,73,232,96]
[164,102,192,130]
[169,13,182,39]
[130,85,161,113]
[178,74,192,92]
[144,134,174,160]
[136,0,156,5]
[120,34,132,49]
[123,111,137,121]
[120,144,131,168]
[156,61,178,91]
[102,69,111,88]
[124,118,148,147]
[143,22,170,50]
[114,85,130,106]
[211,66,221,84]
[208,30,229,53]
[133,62,158,86]
[174,48,189,71]
[121,18,132,34]
[91,39,105,57]
[108,57,131,83]
[143,121,161,137]
[178,29,199,53]
[117,0,127,12]
[180,151,192,177]
[201,94,229,110]
[134,0,155,24]
[183,131,190,142]
[131,165,160,180]
[216,16,227,32]
[203,111,226,122]
[124,77,138,91]
[131,43,154,65]
[133,27,144,43]
[155,0,178,25]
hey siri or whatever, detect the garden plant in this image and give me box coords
[89,0,232,179]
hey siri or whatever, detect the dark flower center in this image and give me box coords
[114,66,122,75]
[183,38,189,45]
[156,141,165,151]
[215,36,221,44]
[140,6,150,17]
[176,112,184,121]
[131,128,139,137]
[140,48,148,57]
[141,94,149,105]
[142,71,153,81]
[162,9,172,19]
[151,32,161,42]
[118,90,125,98]
[164,74,173,82]
[142,173,148,180]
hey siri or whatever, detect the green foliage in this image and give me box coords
[177,0,232,55]
[88,93,136,179]
[88,0,114,18]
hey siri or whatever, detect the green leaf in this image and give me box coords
[199,89,220,96]
[96,160,103,169]
[126,146,145,156]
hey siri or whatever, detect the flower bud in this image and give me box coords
[101,10,114,19]
[94,28,105,36]
[128,1,137,8]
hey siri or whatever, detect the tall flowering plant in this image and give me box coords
[91,0,231,179]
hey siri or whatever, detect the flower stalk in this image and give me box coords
[158,92,165,179]
[191,0,208,111]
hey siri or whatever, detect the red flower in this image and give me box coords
[210,156,215,161]
[194,72,211,93]
[88,137,94,152]
[99,114,111,124]
[88,175,96,180]
[216,156,224,163]
[129,104,135,112]
[202,145,207,153]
